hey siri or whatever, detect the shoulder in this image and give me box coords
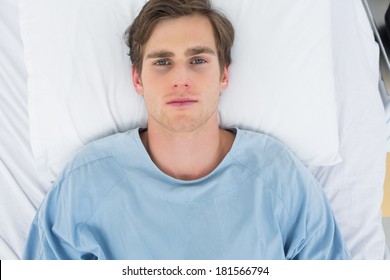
[37,131,139,227]
[49,130,139,204]
[64,131,133,174]
[231,129,300,172]
[57,129,143,188]
[60,128,143,179]
[231,128,320,197]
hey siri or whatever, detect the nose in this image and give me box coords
[171,65,191,90]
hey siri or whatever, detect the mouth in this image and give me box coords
[166,98,198,107]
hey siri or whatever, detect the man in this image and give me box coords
[24,0,350,259]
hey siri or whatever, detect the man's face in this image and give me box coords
[132,15,229,133]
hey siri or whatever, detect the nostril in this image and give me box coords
[173,83,190,88]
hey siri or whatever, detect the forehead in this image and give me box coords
[143,14,217,56]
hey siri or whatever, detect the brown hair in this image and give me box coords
[124,0,234,74]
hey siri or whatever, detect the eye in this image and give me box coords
[191,58,207,64]
[154,59,171,66]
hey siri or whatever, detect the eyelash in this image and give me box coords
[191,58,207,64]
[154,59,171,66]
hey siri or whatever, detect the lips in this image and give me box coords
[167,98,198,107]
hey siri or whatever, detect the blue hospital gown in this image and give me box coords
[24,128,350,259]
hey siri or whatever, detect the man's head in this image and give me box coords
[125,0,235,134]
[125,0,234,75]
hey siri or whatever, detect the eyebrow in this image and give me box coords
[145,46,216,59]
[185,46,216,56]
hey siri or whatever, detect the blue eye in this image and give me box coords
[191,58,206,64]
[155,59,170,66]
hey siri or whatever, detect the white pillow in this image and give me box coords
[18,0,341,182]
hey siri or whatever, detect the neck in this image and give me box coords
[140,119,235,181]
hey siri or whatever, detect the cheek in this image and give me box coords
[139,81,164,110]
[141,71,168,91]
[141,90,158,116]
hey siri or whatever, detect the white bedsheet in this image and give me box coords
[379,78,390,151]
[0,0,50,259]
[0,0,388,259]
[310,0,388,259]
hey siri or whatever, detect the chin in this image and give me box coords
[151,110,217,134]
[164,117,209,134]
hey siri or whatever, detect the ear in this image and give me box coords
[132,66,144,95]
[220,65,229,92]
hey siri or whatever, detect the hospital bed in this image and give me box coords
[0,0,389,259]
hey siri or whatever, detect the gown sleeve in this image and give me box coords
[282,159,351,260]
